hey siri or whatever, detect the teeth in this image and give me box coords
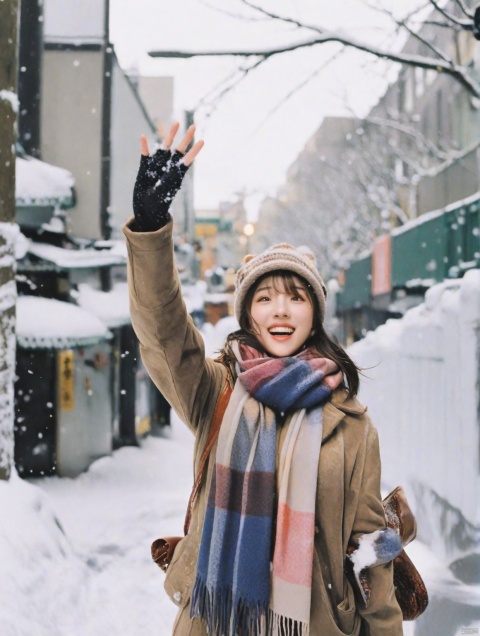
[269,328,294,335]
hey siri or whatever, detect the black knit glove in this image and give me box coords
[132,146,189,232]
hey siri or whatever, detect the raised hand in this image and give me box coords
[132,122,204,232]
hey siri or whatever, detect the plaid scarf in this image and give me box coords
[191,342,342,635]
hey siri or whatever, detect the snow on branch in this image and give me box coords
[427,0,473,27]
[454,0,474,19]
[149,31,480,97]
[238,0,323,34]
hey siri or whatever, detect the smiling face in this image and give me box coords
[248,273,314,357]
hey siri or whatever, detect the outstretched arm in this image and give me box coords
[124,124,225,434]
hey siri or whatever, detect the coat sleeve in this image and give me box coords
[123,216,225,434]
[351,422,404,636]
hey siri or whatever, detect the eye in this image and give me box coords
[291,294,305,302]
[256,295,270,302]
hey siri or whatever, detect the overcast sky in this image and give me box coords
[109,0,422,215]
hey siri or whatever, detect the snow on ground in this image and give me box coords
[0,413,194,636]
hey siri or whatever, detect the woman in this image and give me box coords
[123,123,404,635]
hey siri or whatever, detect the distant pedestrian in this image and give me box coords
[124,122,403,635]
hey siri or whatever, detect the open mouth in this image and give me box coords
[268,326,295,338]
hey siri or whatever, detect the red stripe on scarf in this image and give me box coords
[273,503,316,587]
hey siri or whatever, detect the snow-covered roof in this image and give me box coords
[16,156,74,208]
[27,242,126,270]
[93,239,128,260]
[75,283,131,328]
[17,296,111,349]
[204,293,232,305]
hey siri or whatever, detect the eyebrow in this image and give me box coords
[255,284,306,293]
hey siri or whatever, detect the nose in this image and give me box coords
[273,296,289,317]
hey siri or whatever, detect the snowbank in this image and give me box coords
[349,270,480,560]
[0,419,194,635]
[0,472,87,636]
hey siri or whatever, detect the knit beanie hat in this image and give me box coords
[234,243,327,322]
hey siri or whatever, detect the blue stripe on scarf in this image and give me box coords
[230,405,275,472]
[192,402,276,633]
[192,500,273,633]
[255,359,331,411]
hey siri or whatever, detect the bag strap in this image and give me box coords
[183,379,233,535]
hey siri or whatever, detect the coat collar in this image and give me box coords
[322,389,366,443]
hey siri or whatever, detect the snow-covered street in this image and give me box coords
[0,415,195,636]
[1,405,478,635]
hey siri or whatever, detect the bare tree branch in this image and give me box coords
[402,135,480,178]
[238,0,323,34]
[198,0,270,22]
[421,19,463,29]
[394,16,452,63]
[250,48,345,135]
[427,0,473,28]
[149,32,480,97]
[365,115,450,159]
[455,0,474,19]
[195,57,267,115]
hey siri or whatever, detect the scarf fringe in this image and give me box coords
[191,576,268,636]
[191,577,310,636]
[268,610,309,636]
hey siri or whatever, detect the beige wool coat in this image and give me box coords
[123,217,404,636]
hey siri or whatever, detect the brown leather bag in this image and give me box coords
[151,381,232,573]
[346,486,429,620]
[382,486,429,620]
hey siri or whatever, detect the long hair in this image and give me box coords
[222,270,360,398]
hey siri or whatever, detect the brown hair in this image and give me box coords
[223,270,360,398]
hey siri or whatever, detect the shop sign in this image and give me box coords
[58,350,74,411]
[372,235,392,296]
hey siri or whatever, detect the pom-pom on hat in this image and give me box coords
[234,243,327,322]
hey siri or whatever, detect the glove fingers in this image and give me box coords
[133,146,190,231]
[153,163,186,199]
[152,146,172,172]
[171,150,184,164]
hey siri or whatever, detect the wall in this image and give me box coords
[349,270,480,562]
[43,0,106,42]
[41,48,104,239]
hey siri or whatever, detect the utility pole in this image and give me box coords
[0,0,19,480]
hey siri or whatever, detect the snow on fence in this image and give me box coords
[349,270,480,562]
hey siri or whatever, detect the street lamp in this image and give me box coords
[243,222,255,255]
